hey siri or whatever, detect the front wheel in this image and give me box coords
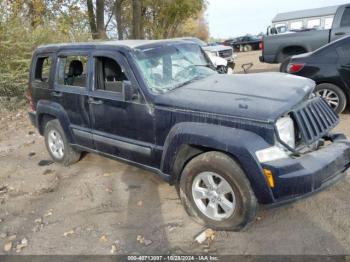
[314,83,347,114]
[178,152,257,231]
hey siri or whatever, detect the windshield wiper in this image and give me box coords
[170,76,203,91]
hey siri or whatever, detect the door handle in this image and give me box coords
[335,32,345,36]
[341,64,350,69]
[51,91,62,97]
[88,97,103,105]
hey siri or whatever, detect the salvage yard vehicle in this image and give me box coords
[28,39,350,231]
[180,37,236,72]
[260,3,350,68]
[283,36,350,114]
[224,35,262,52]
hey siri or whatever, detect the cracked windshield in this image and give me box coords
[133,43,216,93]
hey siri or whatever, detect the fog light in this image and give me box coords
[263,169,275,188]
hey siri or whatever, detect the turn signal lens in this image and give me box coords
[263,169,275,188]
[287,63,305,73]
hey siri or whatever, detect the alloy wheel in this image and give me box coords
[47,129,65,159]
[192,172,236,221]
[316,89,340,111]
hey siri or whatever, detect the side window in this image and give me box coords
[57,55,88,88]
[341,7,350,27]
[34,56,52,83]
[94,56,128,93]
[325,17,334,29]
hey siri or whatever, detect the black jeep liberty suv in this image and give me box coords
[28,40,350,230]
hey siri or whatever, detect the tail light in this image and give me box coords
[27,89,35,111]
[259,41,264,50]
[287,63,305,73]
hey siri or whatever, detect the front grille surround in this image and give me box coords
[218,49,233,58]
[291,97,339,149]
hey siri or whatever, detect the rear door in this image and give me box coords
[331,6,350,41]
[53,51,93,148]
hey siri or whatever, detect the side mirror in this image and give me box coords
[122,80,139,102]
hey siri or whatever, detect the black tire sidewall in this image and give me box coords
[314,83,347,114]
[178,152,257,231]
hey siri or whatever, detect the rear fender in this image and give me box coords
[36,100,74,143]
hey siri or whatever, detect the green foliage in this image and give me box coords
[0,1,90,107]
[0,0,208,109]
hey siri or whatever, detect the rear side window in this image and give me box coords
[340,7,350,27]
[57,55,88,88]
[34,56,52,82]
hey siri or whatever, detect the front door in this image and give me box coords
[88,51,156,167]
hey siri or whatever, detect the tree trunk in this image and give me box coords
[86,0,97,39]
[132,0,142,39]
[114,0,124,40]
[96,0,107,39]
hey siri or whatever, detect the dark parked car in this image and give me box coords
[283,36,350,113]
[28,39,350,231]
[224,35,262,52]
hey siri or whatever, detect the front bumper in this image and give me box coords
[261,137,350,204]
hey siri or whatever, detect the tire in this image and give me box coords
[178,151,257,231]
[279,58,290,72]
[217,65,228,74]
[44,119,81,166]
[243,45,252,52]
[314,83,347,114]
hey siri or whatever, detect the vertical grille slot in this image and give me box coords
[292,97,339,145]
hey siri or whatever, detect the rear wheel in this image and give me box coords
[314,83,347,114]
[178,152,257,231]
[243,45,252,52]
[44,119,81,166]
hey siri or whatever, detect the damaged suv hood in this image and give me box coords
[154,73,315,122]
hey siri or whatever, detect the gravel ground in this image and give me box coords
[0,51,349,255]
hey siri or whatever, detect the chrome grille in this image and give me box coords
[218,49,233,58]
[292,97,339,145]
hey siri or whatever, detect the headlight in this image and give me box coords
[276,116,295,149]
[256,146,289,163]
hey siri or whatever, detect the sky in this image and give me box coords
[206,0,350,39]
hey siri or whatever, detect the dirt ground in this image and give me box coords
[0,51,349,255]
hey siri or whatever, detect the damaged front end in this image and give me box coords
[256,96,350,203]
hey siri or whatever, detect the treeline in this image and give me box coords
[0,0,208,104]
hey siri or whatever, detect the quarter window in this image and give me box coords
[34,56,52,82]
[57,55,88,87]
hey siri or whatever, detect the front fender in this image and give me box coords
[36,100,74,143]
[161,122,275,204]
